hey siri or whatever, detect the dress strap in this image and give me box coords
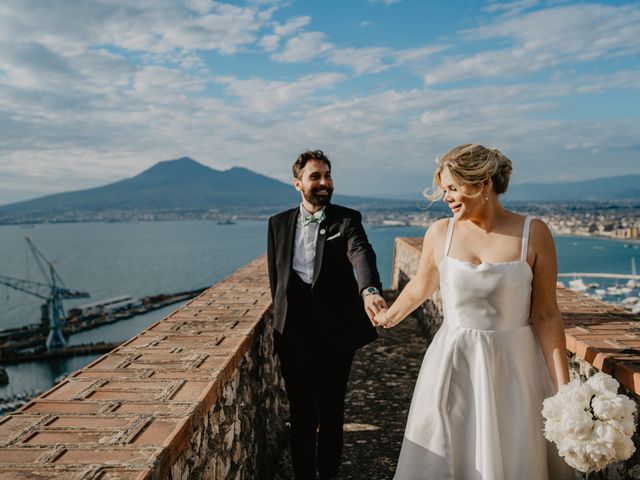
[444,217,455,256]
[521,216,532,261]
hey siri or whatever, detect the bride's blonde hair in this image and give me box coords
[424,144,513,201]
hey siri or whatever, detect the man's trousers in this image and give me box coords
[276,272,355,480]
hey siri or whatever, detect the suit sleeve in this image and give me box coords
[267,217,277,301]
[345,211,383,293]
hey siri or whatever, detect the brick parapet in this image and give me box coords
[0,255,287,480]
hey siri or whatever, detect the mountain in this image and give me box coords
[2,158,636,224]
[0,158,297,213]
[0,157,392,223]
[506,175,640,202]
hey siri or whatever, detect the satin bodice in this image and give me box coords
[438,217,533,331]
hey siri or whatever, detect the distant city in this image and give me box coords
[0,157,637,241]
[364,201,640,241]
[1,201,638,242]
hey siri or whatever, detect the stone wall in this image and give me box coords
[392,237,640,480]
[0,256,288,480]
[168,307,287,480]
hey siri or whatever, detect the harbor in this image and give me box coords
[0,287,205,363]
[558,257,640,314]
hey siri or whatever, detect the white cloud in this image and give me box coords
[215,72,346,113]
[328,47,391,75]
[182,0,216,15]
[393,45,450,65]
[484,0,539,16]
[271,31,448,75]
[272,31,333,62]
[0,0,275,55]
[132,66,206,98]
[259,34,281,52]
[259,15,310,53]
[274,16,311,36]
[426,3,640,85]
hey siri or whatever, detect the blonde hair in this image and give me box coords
[425,144,513,201]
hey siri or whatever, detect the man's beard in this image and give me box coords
[304,186,333,206]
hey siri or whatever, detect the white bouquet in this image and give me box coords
[542,372,637,473]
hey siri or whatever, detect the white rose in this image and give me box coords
[558,437,584,457]
[585,442,615,471]
[543,421,562,443]
[613,435,636,461]
[620,414,636,436]
[562,408,594,439]
[542,396,564,423]
[565,382,595,408]
[592,396,624,420]
[565,455,592,473]
[593,420,621,445]
[620,395,637,418]
[587,372,620,395]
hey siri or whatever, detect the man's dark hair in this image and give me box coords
[292,150,331,179]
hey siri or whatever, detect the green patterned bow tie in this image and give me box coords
[301,210,325,226]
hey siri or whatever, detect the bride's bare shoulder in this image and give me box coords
[529,217,554,244]
[425,218,450,238]
[423,217,450,249]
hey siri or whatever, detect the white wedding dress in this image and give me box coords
[394,217,573,479]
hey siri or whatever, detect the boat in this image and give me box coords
[607,285,626,295]
[568,278,594,293]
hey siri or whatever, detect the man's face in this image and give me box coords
[294,159,334,207]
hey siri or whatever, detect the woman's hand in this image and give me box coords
[373,309,400,329]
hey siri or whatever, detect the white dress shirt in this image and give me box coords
[292,204,325,284]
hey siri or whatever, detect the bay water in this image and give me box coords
[0,219,638,400]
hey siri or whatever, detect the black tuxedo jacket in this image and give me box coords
[267,204,381,351]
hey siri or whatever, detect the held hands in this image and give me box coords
[363,294,388,326]
[373,308,400,329]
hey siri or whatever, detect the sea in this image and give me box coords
[0,219,638,405]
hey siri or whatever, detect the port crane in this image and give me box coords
[0,237,89,350]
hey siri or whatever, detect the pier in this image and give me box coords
[558,273,640,280]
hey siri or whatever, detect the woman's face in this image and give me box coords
[440,167,484,219]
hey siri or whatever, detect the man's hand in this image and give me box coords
[364,294,387,326]
[373,308,401,329]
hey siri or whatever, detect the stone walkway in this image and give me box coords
[274,305,429,480]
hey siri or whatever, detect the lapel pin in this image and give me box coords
[320,228,326,235]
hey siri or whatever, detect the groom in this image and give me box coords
[267,149,386,479]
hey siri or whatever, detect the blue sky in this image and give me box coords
[0,0,638,204]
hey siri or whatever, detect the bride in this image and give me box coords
[374,144,574,479]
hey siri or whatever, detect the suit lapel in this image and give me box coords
[282,208,299,288]
[311,204,331,287]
